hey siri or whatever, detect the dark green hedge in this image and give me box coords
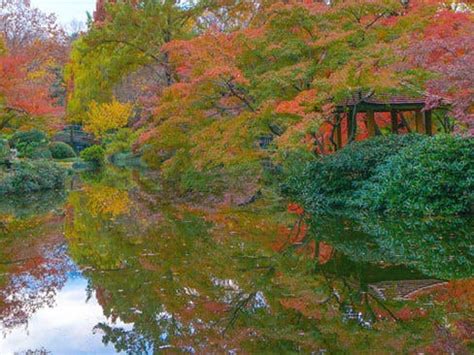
[284,134,473,216]
[49,141,76,159]
[80,145,105,166]
[0,139,9,163]
[9,129,52,159]
[0,160,67,195]
[354,135,473,215]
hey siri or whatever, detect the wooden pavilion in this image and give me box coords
[333,91,435,149]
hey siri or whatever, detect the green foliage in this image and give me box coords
[9,129,48,148]
[284,134,426,212]
[355,135,474,215]
[0,138,9,163]
[28,146,53,160]
[9,129,51,159]
[80,145,106,166]
[101,124,143,170]
[65,0,206,122]
[0,160,67,195]
[104,128,140,156]
[308,213,474,280]
[49,141,76,159]
[161,149,212,194]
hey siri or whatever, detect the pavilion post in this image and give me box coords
[335,113,342,150]
[415,110,424,133]
[366,110,376,137]
[390,110,398,134]
[347,110,354,143]
[424,110,433,136]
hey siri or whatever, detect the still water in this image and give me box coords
[0,168,473,354]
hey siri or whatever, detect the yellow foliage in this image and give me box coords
[84,186,131,218]
[85,99,133,137]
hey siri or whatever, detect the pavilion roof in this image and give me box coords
[335,91,427,112]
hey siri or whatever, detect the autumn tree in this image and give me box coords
[66,0,211,123]
[405,8,474,134]
[85,99,133,137]
[0,0,67,130]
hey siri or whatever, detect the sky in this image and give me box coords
[0,276,132,354]
[32,0,96,27]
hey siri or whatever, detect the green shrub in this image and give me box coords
[9,129,50,158]
[104,128,141,156]
[29,146,53,160]
[0,139,9,163]
[80,145,105,166]
[0,160,67,195]
[9,129,48,147]
[354,135,474,215]
[49,142,76,159]
[286,134,473,216]
[284,134,426,212]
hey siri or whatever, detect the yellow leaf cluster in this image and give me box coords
[84,186,131,218]
[85,99,133,137]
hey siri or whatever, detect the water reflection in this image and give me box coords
[0,189,66,219]
[307,213,474,279]
[0,169,472,353]
[1,275,130,354]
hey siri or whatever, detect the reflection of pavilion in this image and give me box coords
[317,245,449,302]
[369,279,448,301]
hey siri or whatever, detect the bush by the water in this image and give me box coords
[284,134,427,212]
[355,135,473,215]
[9,129,51,159]
[0,139,9,163]
[49,142,76,159]
[0,160,67,195]
[29,146,53,160]
[80,145,105,166]
[285,134,473,216]
[9,129,47,147]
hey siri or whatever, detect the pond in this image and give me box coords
[0,168,473,354]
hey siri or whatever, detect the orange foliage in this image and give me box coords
[202,301,230,314]
[395,306,428,321]
[287,203,304,215]
[272,218,309,253]
[276,89,317,117]
[280,295,322,320]
[318,242,333,265]
[0,54,64,117]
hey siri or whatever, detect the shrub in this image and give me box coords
[104,128,140,156]
[0,139,9,163]
[355,135,474,215]
[9,129,50,158]
[49,142,76,159]
[9,129,48,147]
[284,134,426,212]
[80,145,105,166]
[29,146,53,160]
[0,160,67,195]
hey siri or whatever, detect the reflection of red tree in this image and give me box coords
[0,218,71,330]
[432,279,474,312]
[318,242,333,265]
[280,295,322,320]
[273,206,334,264]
